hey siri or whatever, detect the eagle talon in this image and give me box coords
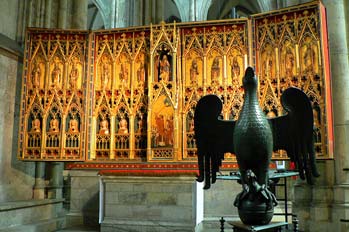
[234,170,278,210]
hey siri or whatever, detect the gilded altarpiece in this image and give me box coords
[89,30,149,161]
[148,22,180,161]
[19,2,333,164]
[18,29,88,160]
[180,21,248,161]
[254,2,333,158]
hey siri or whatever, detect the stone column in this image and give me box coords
[322,0,349,231]
[143,0,152,25]
[58,0,68,29]
[114,0,128,28]
[284,0,301,7]
[47,162,64,199]
[72,0,88,29]
[33,162,46,199]
[293,160,335,231]
[196,0,212,21]
[133,0,143,26]
[174,0,196,22]
[44,0,52,28]
[155,0,164,23]
[293,1,349,231]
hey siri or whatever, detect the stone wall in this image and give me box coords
[0,0,18,40]
[204,179,240,219]
[0,0,36,202]
[0,51,36,202]
[66,170,100,227]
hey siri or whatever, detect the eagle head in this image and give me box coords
[242,67,258,90]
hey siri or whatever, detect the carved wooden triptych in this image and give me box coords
[18,2,333,162]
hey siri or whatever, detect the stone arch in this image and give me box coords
[174,0,212,21]
[207,0,262,20]
[89,0,108,29]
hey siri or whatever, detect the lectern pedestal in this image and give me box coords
[229,221,288,232]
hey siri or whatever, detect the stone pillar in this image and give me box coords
[72,0,88,29]
[154,0,164,23]
[284,0,301,7]
[133,0,143,26]
[144,0,152,25]
[174,0,194,22]
[47,162,64,199]
[293,160,335,231]
[322,0,349,231]
[58,0,68,29]
[196,0,212,21]
[115,0,128,28]
[33,162,46,199]
[292,182,311,229]
[292,1,349,231]
[16,0,29,44]
[44,0,52,28]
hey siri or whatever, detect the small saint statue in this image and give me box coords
[51,63,61,88]
[137,61,146,85]
[159,55,170,81]
[99,119,109,135]
[137,116,144,133]
[49,118,60,133]
[118,118,128,134]
[211,57,220,84]
[68,118,79,133]
[263,50,273,78]
[31,118,41,133]
[190,59,199,85]
[165,117,174,146]
[31,62,41,89]
[231,57,240,79]
[69,62,79,89]
[303,45,315,74]
[188,118,195,132]
[101,61,110,90]
[285,47,294,78]
[119,63,129,87]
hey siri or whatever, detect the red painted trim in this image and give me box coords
[98,169,198,176]
[65,162,276,170]
[319,2,334,158]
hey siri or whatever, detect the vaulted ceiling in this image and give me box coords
[87,0,308,30]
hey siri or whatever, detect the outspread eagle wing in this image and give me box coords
[194,95,235,189]
[268,87,320,184]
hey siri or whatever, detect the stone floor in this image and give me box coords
[56,225,99,232]
[56,222,295,232]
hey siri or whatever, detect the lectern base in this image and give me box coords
[229,221,288,232]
